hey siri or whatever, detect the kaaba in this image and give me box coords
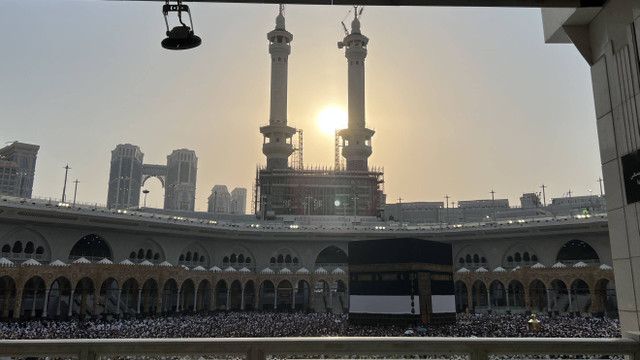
[348,238,455,325]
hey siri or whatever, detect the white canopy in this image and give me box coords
[531,263,546,269]
[49,259,67,267]
[139,260,154,266]
[296,267,310,274]
[331,267,346,274]
[475,267,488,273]
[159,261,173,267]
[22,258,41,266]
[260,268,275,274]
[551,262,567,268]
[315,267,328,274]
[0,257,15,267]
[119,259,134,265]
[73,257,91,264]
[279,267,293,274]
[97,258,113,264]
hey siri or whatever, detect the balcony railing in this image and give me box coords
[0,337,637,360]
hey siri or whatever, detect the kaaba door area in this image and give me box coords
[348,238,456,325]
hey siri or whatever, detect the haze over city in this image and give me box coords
[1,0,600,210]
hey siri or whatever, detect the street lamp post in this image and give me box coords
[72,179,79,207]
[143,189,150,208]
[61,164,71,203]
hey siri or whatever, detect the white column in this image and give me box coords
[240,287,245,310]
[42,289,49,318]
[486,292,491,310]
[116,289,122,315]
[292,286,297,310]
[273,289,278,310]
[193,287,198,311]
[67,290,75,316]
[546,289,552,312]
[31,291,37,317]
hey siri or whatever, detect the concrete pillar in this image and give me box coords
[486,291,492,310]
[138,289,142,314]
[42,289,49,318]
[209,288,215,311]
[546,289,552,312]
[226,289,231,310]
[505,289,510,310]
[157,290,163,314]
[467,286,473,312]
[568,290,573,314]
[176,290,181,312]
[542,0,640,336]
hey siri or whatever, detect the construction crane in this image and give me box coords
[340,6,364,36]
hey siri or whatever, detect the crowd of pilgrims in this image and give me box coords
[0,312,621,339]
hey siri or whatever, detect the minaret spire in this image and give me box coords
[260,5,296,170]
[337,10,374,172]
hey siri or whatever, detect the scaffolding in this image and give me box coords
[291,129,304,170]
[334,129,343,171]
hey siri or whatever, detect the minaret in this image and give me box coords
[338,11,375,172]
[260,5,296,170]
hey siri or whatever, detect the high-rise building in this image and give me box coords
[231,187,247,214]
[164,149,198,211]
[208,185,231,214]
[0,141,39,198]
[107,144,144,209]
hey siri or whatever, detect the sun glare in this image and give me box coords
[317,107,348,135]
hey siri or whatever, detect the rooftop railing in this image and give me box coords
[0,337,637,360]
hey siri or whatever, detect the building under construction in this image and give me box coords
[256,7,383,218]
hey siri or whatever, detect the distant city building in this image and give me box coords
[164,149,198,211]
[107,144,144,209]
[383,193,606,224]
[231,187,247,214]
[107,144,198,211]
[0,141,39,198]
[208,185,231,214]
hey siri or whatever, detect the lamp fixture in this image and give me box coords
[162,0,201,50]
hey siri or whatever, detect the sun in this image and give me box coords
[317,107,348,135]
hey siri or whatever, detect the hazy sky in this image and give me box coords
[1,0,600,211]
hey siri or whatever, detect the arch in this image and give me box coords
[556,239,600,264]
[244,280,256,311]
[128,239,166,265]
[162,279,179,313]
[122,278,140,315]
[180,279,196,312]
[529,279,547,313]
[315,245,348,267]
[141,279,159,314]
[314,280,330,313]
[570,279,591,314]
[0,227,51,262]
[502,242,538,268]
[455,280,469,313]
[229,280,242,310]
[332,280,348,314]
[550,279,569,314]
[595,279,617,317]
[21,276,46,318]
[259,280,275,310]
[471,280,487,310]
[73,277,95,317]
[489,280,506,308]
[69,234,112,262]
[215,280,228,310]
[48,277,71,318]
[295,280,310,311]
[178,242,210,268]
[223,245,256,269]
[0,276,17,319]
[99,278,120,316]
[507,280,525,308]
[473,254,479,263]
[196,279,212,311]
[276,280,293,311]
